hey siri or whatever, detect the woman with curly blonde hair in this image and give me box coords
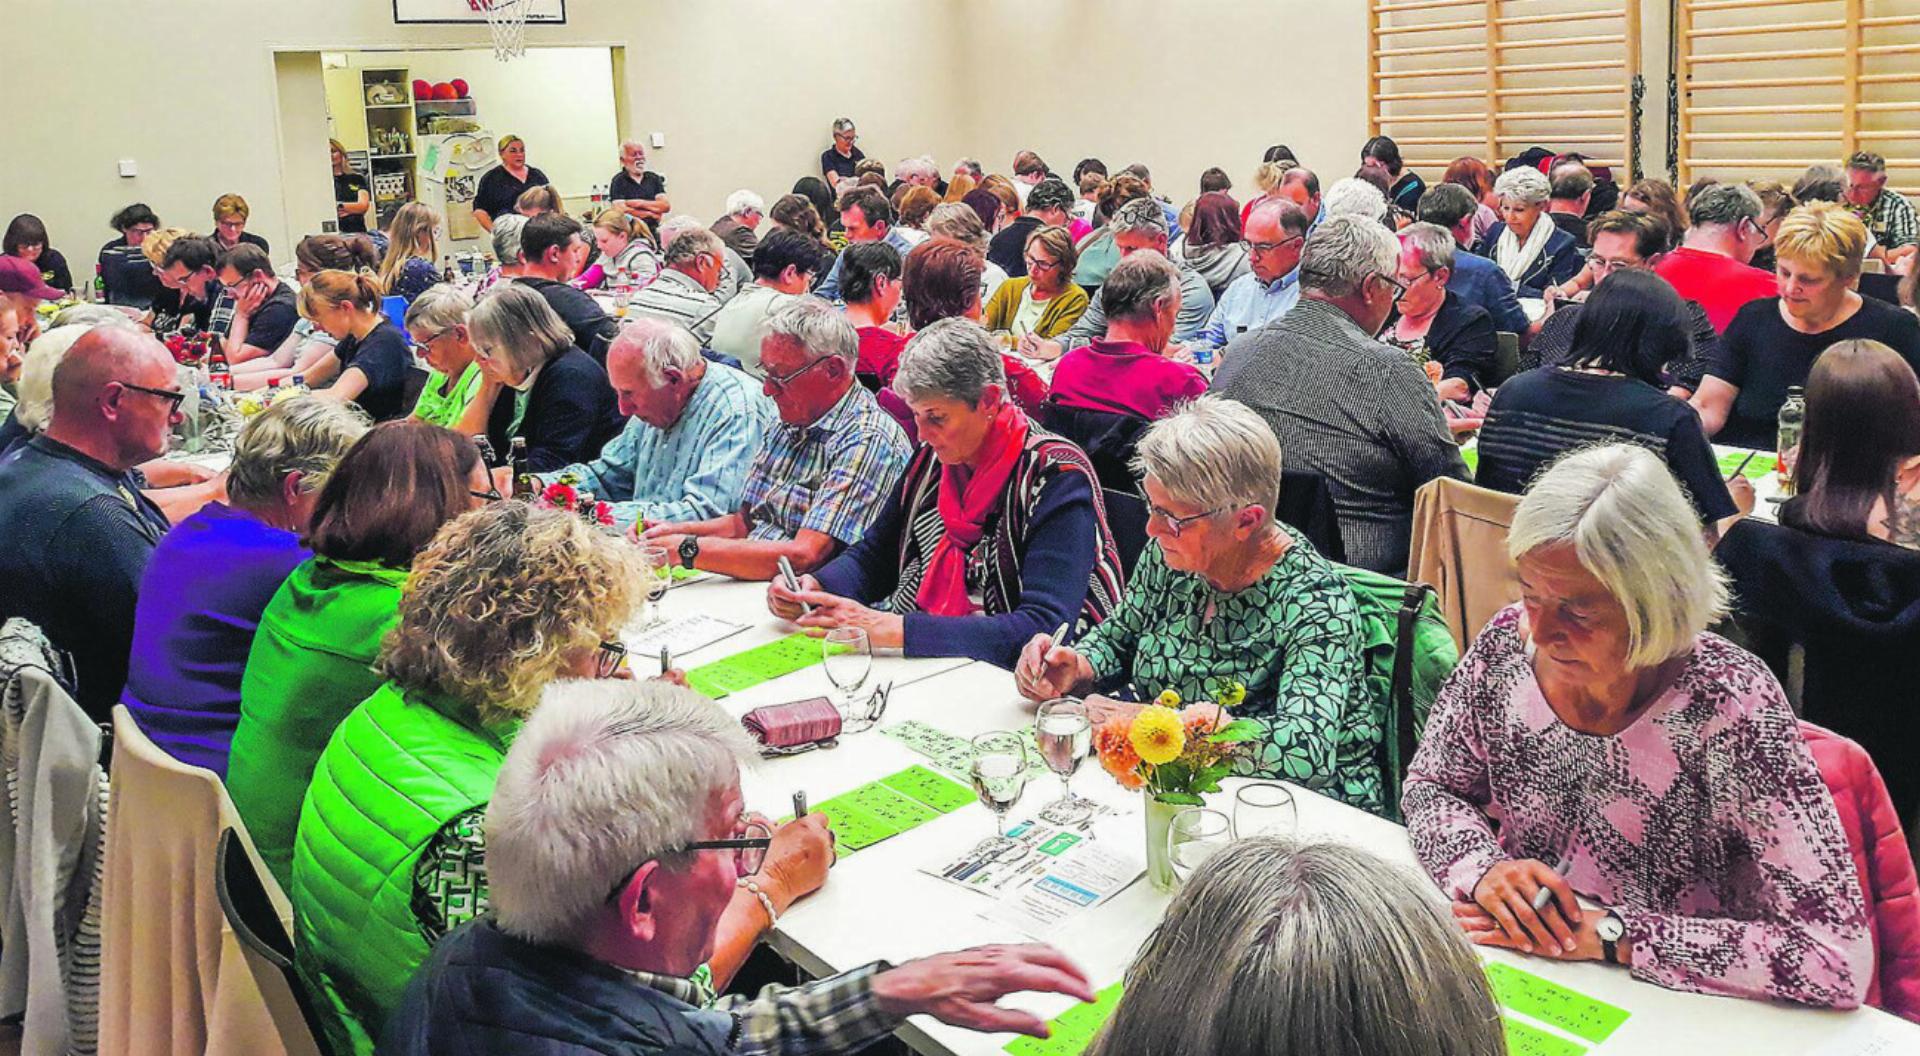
[288,502,832,1054]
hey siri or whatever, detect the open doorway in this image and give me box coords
[302,46,621,254]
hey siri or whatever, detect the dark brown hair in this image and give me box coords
[295,233,381,276]
[1782,340,1920,543]
[4,214,50,256]
[896,185,940,228]
[903,238,983,330]
[1186,192,1244,249]
[1622,179,1688,251]
[304,419,481,567]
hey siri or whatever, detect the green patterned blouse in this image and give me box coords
[1077,538,1384,813]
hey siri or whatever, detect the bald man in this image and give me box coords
[0,327,178,716]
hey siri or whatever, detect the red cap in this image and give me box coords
[0,256,63,300]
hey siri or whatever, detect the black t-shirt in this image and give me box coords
[1389,171,1427,214]
[150,283,217,336]
[1477,367,1736,522]
[821,145,864,182]
[29,247,73,293]
[473,165,551,222]
[218,231,272,256]
[243,283,300,353]
[335,171,371,234]
[514,276,618,362]
[98,237,161,309]
[1707,296,1920,448]
[1549,210,1589,248]
[334,320,414,421]
[609,169,666,232]
[988,216,1043,278]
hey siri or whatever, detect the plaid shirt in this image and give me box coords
[1859,189,1919,249]
[740,383,911,544]
[208,284,237,341]
[634,963,900,1056]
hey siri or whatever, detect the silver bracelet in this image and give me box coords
[738,877,778,926]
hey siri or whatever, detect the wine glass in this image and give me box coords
[1232,783,1297,839]
[822,627,873,724]
[1034,698,1093,823]
[1167,807,1232,886]
[637,544,672,627]
[970,732,1030,859]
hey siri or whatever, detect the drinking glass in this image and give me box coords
[822,627,873,722]
[970,731,1031,859]
[1034,698,1093,823]
[1167,807,1232,886]
[637,544,672,627]
[1232,782,1297,839]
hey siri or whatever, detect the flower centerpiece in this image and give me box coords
[1094,683,1259,891]
[534,477,616,530]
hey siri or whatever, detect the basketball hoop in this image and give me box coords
[471,0,529,61]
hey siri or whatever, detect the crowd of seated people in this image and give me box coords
[3,126,1919,1056]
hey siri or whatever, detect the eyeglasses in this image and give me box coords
[1023,255,1060,272]
[1139,485,1227,537]
[411,330,443,356]
[1247,235,1304,256]
[118,381,187,413]
[762,354,832,391]
[1588,256,1643,274]
[604,816,774,902]
[1376,273,1409,303]
[469,481,504,503]
[594,640,629,678]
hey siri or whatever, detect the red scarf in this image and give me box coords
[915,402,1030,616]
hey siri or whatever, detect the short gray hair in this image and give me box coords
[764,295,857,366]
[468,282,575,375]
[1687,182,1763,229]
[1100,250,1181,323]
[609,316,704,383]
[926,202,989,254]
[51,304,138,331]
[1089,839,1505,1056]
[662,226,724,269]
[724,189,765,218]
[657,214,704,248]
[1110,197,1170,239]
[490,213,529,263]
[893,156,937,183]
[892,317,1006,405]
[831,117,856,134]
[485,679,756,945]
[1300,215,1398,297]
[1131,396,1280,528]
[403,283,474,338]
[15,325,94,433]
[1399,222,1457,273]
[1493,166,1552,206]
[1508,443,1730,669]
[1322,177,1388,222]
[225,396,370,505]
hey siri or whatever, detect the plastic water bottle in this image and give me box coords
[1777,386,1806,497]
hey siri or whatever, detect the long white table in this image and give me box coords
[670,578,1919,1056]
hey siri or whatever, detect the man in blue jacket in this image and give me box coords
[1417,183,1528,338]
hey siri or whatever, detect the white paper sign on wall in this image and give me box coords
[392,0,565,24]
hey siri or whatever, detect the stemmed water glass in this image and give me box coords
[1167,807,1232,886]
[637,544,672,627]
[1034,698,1093,823]
[822,627,873,724]
[969,731,1031,859]
[1232,782,1297,839]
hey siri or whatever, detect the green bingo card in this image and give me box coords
[685,633,837,699]
[1485,962,1630,1045]
[810,765,973,856]
[1004,981,1125,1056]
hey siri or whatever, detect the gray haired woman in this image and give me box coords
[466,282,623,472]
[1474,166,1582,297]
[404,284,485,431]
[768,316,1125,668]
[1090,838,1507,1056]
[1017,396,1386,812]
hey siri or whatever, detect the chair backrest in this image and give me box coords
[1276,468,1346,564]
[1490,331,1521,387]
[215,829,330,1056]
[1036,399,1151,494]
[1859,271,1902,305]
[379,296,412,343]
[1406,476,1522,651]
[1102,488,1150,578]
[1330,568,1458,820]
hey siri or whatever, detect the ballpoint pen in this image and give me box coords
[778,555,814,616]
[660,645,671,675]
[1533,853,1573,911]
[792,791,808,818]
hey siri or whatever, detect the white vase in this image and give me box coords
[1142,792,1181,893]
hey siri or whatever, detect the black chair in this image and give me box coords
[214,828,333,1056]
[1035,399,1152,495]
[1859,271,1902,306]
[1102,488,1151,578]
[1276,469,1346,564]
[1490,331,1521,387]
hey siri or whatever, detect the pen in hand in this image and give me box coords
[778,555,814,616]
[1533,854,1573,911]
[792,791,808,818]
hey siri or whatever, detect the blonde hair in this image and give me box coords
[378,503,650,724]
[1253,160,1293,194]
[212,194,250,222]
[591,207,646,244]
[926,202,989,256]
[1775,200,1869,279]
[497,133,525,154]
[141,226,191,268]
[299,268,385,321]
[379,201,442,292]
[225,397,371,505]
[1508,443,1729,669]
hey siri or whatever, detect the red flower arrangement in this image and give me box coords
[535,480,616,527]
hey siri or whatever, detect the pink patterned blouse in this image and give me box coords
[1403,604,1872,1008]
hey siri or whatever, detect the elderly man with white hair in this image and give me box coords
[1473,166,1583,297]
[382,679,1097,1054]
[1213,214,1467,573]
[526,317,772,530]
[644,297,911,579]
[711,189,765,262]
[1404,444,1872,1009]
[608,140,671,234]
[1039,198,1214,358]
[663,213,753,304]
[625,227,731,346]
[1320,176,1389,225]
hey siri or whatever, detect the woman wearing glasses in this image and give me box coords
[403,284,487,432]
[291,503,827,1054]
[1384,224,1495,404]
[227,421,492,890]
[983,224,1090,344]
[465,282,623,473]
[1016,397,1386,814]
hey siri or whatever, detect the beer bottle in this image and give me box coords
[509,437,534,499]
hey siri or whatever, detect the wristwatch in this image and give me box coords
[1596,910,1625,965]
[678,535,701,570]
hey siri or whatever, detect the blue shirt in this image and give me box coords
[814,227,920,302]
[120,503,309,777]
[1446,250,1529,337]
[546,363,774,528]
[1194,266,1302,353]
[739,383,911,544]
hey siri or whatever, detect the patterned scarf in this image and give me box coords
[915,402,1030,616]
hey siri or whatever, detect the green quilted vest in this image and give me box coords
[291,680,506,1056]
[227,557,409,889]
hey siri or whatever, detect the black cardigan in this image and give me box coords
[485,346,625,474]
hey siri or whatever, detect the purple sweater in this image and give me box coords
[1403,605,1872,1008]
[119,503,309,777]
